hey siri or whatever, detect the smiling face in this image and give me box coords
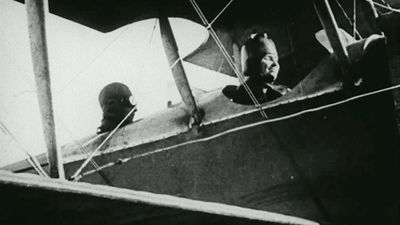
[260,53,279,79]
[243,33,280,81]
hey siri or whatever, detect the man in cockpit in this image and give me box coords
[97,82,137,134]
[223,32,289,105]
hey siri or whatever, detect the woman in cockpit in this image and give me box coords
[223,32,290,105]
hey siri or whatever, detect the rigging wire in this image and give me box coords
[1,27,104,176]
[57,25,132,94]
[334,0,362,40]
[169,57,182,70]
[207,0,235,29]
[78,19,159,173]
[72,0,345,180]
[78,134,106,149]
[70,19,159,181]
[70,105,137,180]
[0,30,34,88]
[192,0,268,118]
[1,13,156,179]
[1,26,128,177]
[71,1,266,180]
[367,0,400,13]
[57,119,102,170]
[135,19,158,77]
[63,0,400,180]
[74,83,400,180]
[190,0,244,86]
[0,120,49,177]
[354,0,358,39]
[189,0,268,119]
[67,19,160,176]
[58,119,115,185]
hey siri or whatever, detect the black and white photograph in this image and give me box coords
[0,0,399,224]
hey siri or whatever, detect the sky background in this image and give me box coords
[0,0,238,166]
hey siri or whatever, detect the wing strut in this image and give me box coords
[312,0,356,87]
[312,0,350,67]
[159,16,203,126]
[25,0,64,179]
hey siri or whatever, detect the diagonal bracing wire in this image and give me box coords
[207,0,235,29]
[189,0,269,119]
[72,0,274,179]
[57,25,132,94]
[74,83,400,180]
[0,120,49,177]
[70,105,137,180]
[70,19,159,179]
[70,19,159,181]
[334,0,362,40]
[73,0,400,181]
[57,119,102,170]
[369,0,400,13]
[353,0,357,38]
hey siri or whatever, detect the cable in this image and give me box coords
[57,25,132,94]
[70,105,137,180]
[70,19,160,180]
[0,120,49,177]
[73,83,400,180]
[334,0,362,40]
[136,18,158,76]
[72,1,264,183]
[207,0,235,29]
[354,0,358,39]
[189,0,268,119]
[367,0,400,13]
[170,57,182,70]
[58,119,101,169]
[75,0,400,179]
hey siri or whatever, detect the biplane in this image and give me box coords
[1,0,400,224]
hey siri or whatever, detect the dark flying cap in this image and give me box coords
[246,33,278,59]
[98,82,134,106]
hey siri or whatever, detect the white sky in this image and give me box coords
[0,0,238,166]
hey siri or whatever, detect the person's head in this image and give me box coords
[97,82,136,133]
[243,33,279,81]
[99,82,135,111]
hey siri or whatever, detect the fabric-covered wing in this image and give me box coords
[39,0,306,32]
[0,170,318,225]
[15,0,381,83]
[42,0,311,79]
